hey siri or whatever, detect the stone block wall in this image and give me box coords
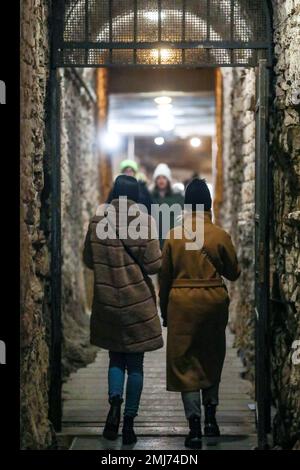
[20,0,53,449]
[19,0,300,451]
[60,68,99,377]
[220,1,300,448]
[269,0,300,448]
[20,3,100,448]
[221,67,256,384]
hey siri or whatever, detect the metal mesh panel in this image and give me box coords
[209,0,232,41]
[137,1,159,41]
[88,0,110,42]
[111,1,134,42]
[63,0,86,41]
[56,0,272,67]
[185,1,207,41]
[234,0,266,42]
[112,49,134,64]
[161,0,182,41]
[136,48,159,64]
[160,48,182,64]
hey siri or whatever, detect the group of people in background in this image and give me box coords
[108,159,186,248]
[83,158,240,449]
[109,158,185,209]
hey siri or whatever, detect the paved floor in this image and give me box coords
[61,329,256,450]
[70,435,257,451]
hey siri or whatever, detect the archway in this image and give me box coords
[49,0,273,450]
[53,0,272,67]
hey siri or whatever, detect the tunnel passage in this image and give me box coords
[48,0,275,450]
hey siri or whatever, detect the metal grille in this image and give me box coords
[53,0,272,67]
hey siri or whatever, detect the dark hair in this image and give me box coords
[184,178,212,211]
[111,174,139,202]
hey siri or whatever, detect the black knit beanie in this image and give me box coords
[112,174,139,202]
[184,178,212,211]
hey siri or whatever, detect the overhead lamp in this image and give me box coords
[154,95,172,105]
[100,131,122,152]
[154,136,165,146]
[157,103,173,111]
[159,119,175,132]
[190,137,202,148]
[144,11,165,21]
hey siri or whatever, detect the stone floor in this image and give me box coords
[70,435,257,451]
[61,328,257,450]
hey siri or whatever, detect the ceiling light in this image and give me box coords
[190,137,202,148]
[154,95,172,105]
[157,103,173,111]
[100,131,122,152]
[159,119,175,132]
[160,49,172,61]
[154,137,165,146]
[144,11,165,21]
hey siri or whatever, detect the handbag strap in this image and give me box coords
[201,246,221,277]
[184,226,222,278]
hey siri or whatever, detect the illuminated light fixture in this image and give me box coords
[154,136,165,146]
[157,103,173,111]
[190,137,202,148]
[159,118,175,131]
[100,131,122,152]
[151,49,174,64]
[160,49,172,62]
[154,95,172,105]
[144,11,166,21]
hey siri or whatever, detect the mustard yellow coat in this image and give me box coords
[159,211,240,392]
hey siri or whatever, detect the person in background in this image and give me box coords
[159,178,240,449]
[83,175,163,446]
[172,182,185,197]
[151,163,184,248]
[118,159,153,214]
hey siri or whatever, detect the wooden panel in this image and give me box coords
[213,67,223,225]
[96,68,113,203]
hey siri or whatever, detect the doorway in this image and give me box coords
[49,0,273,449]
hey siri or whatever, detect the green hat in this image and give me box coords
[120,159,138,174]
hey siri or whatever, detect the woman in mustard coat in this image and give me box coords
[159,178,240,448]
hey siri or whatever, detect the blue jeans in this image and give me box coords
[108,351,144,418]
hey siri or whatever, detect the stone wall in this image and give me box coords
[221,67,256,384]
[269,0,300,448]
[20,0,53,449]
[220,1,300,448]
[60,68,99,377]
[20,2,100,448]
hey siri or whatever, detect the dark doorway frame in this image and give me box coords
[48,0,274,450]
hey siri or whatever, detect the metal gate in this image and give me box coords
[49,1,273,449]
[52,0,272,67]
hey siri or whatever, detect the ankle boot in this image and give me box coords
[103,395,123,440]
[204,404,220,437]
[122,416,137,445]
[184,415,202,449]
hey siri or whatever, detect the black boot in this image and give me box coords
[103,395,123,440]
[122,416,137,445]
[204,404,220,437]
[184,415,202,449]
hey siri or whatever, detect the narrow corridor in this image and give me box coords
[61,329,256,450]
[19,0,300,451]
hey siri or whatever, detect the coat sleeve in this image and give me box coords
[219,232,241,281]
[141,216,162,274]
[159,240,173,324]
[83,223,94,270]
[142,238,162,274]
